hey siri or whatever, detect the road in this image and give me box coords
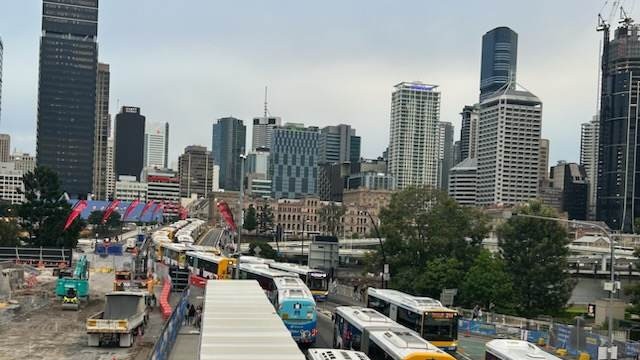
[198,227,223,246]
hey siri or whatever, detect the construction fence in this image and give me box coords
[148,286,190,360]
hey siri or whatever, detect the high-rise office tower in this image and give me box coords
[480,27,518,102]
[92,63,110,200]
[550,161,589,220]
[476,88,542,206]
[388,82,440,189]
[459,105,479,160]
[539,138,550,181]
[270,123,319,199]
[211,117,246,191]
[0,37,3,123]
[36,0,99,198]
[436,122,454,190]
[448,158,477,206]
[252,116,281,151]
[0,134,10,162]
[597,19,640,231]
[580,115,599,219]
[144,122,169,169]
[10,152,36,174]
[178,145,214,198]
[319,124,361,164]
[114,106,146,180]
[105,138,115,198]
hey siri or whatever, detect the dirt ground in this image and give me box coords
[0,254,162,360]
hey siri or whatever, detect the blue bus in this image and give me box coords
[274,277,318,346]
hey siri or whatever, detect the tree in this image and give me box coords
[0,220,20,247]
[17,167,83,248]
[498,200,573,317]
[248,241,278,260]
[318,202,345,236]
[244,205,257,233]
[391,257,464,298]
[88,210,103,225]
[257,202,275,234]
[459,250,515,313]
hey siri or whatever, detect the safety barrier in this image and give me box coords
[148,287,190,360]
[189,274,207,289]
[159,275,172,320]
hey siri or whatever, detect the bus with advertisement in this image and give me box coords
[186,251,235,281]
[269,262,329,302]
[274,277,317,346]
[366,288,459,353]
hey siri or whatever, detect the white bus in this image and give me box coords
[334,306,455,360]
[186,251,235,280]
[486,339,562,360]
[269,262,329,301]
[240,255,276,265]
[307,349,370,360]
[238,263,299,303]
[366,288,459,352]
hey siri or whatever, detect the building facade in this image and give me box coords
[436,121,454,190]
[0,37,3,123]
[115,175,147,202]
[211,117,246,191]
[105,138,115,199]
[270,123,319,199]
[581,115,599,219]
[347,172,396,191]
[388,82,441,189]
[0,162,24,204]
[539,138,550,181]
[597,20,640,232]
[144,122,169,169]
[246,149,269,176]
[0,134,10,162]
[550,162,589,220]
[178,145,214,198]
[10,152,35,174]
[476,89,541,206]
[114,106,146,180]
[36,0,99,198]
[92,63,110,200]
[318,124,361,164]
[142,167,180,219]
[252,116,281,150]
[460,104,479,160]
[480,26,518,101]
[448,158,477,206]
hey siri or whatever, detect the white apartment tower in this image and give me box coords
[580,115,599,219]
[476,88,542,206]
[388,82,441,189]
[252,116,281,150]
[144,122,169,168]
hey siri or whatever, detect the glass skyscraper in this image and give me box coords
[211,117,246,191]
[36,0,99,198]
[479,27,518,102]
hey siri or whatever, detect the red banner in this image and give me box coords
[178,206,188,220]
[216,200,237,232]
[64,200,88,231]
[150,201,164,219]
[138,201,156,220]
[101,199,121,224]
[123,199,141,221]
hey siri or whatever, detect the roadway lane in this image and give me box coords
[198,227,222,246]
[314,311,334,348]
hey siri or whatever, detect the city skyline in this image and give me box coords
[0,1,608,166]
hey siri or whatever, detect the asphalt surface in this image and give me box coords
[198,228,223,246]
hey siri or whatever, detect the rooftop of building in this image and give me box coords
[394,81,439,91]
[451,157,477,170]
[480,83,541,106]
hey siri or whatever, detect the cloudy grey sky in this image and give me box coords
[0,0,620,165]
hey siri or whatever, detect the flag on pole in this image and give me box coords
[216,200,237,232]
[138,200,156,221]
[64,200,88,231]
[123,199,141,221]
[102,199,121,224]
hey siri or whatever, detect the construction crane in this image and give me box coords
[55,255,90,310]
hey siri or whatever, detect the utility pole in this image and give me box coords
[235,154,246,279]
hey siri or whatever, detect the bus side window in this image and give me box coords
[368,296,390,317]
[396,307,421,333]
[486,352,501,360]
[368,341,389,360]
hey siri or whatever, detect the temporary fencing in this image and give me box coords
[148,286,190,360]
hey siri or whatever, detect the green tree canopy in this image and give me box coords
[391,257,464,298]
[244,205,257,232]
[318,202,345,236]
[248,241,278,260]
[17,167,83,248]
[88,210,103,225]
[0,219,20,247]
[459,250,515,313]
[498,200,573,317]
[257,202,275,234]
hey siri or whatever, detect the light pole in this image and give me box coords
[235,154,246,279]
[512,213,617,359]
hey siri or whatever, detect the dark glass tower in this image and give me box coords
[597,19,640,232]
[479,27,518,102]
[211,117,246,191]
[36,0,99,198]
[114,107,146,180]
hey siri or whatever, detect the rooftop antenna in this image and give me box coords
[263,86,270,117]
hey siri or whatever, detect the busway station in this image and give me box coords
[199,280,305,360]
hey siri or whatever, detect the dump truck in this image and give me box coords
[86,291,149,347]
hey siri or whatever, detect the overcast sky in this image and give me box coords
[0,0,621,165]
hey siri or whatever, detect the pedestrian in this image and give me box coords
[472,305,480,321]
[353,284,359,301]
[195,308,202,330]
[188,304,196,325]
[184,301,190,325]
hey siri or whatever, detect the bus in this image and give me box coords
[274,277,317,345]
[186,251,235,280]
[238,263,299,303]
[366,288,459,352]
[240,255,276,265]
[269,262,329,301]
[485,339,562,360]
[160,242,191,268]
[307,349,370,360]
[334,306,455,360]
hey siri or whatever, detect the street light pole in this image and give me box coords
[512,213,617,359]
[235,154,246,280]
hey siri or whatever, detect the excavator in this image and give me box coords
[55,255,90,310]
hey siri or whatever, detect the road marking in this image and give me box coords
[456,350,473,360]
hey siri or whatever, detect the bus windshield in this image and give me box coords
[422,313,457,341]
[308,273,328,292]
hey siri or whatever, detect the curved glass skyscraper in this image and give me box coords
[479,27,518,102]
